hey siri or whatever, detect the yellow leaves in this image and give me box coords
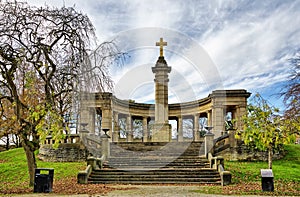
[11,115,17,121]
[27,104,46,123]
[240,93,296,153]
[35,107,65,148]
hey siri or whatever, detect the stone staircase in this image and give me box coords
[87,141,222,184]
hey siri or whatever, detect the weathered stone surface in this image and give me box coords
[214,144,286,161]
[151,123,171,142]
[38,143,87,162]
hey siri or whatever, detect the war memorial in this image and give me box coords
[40,38,251,185]
[79,38,251,143]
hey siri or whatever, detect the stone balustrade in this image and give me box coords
[44,134,80,145]
[207,152,231,186]
[38,134,86,162]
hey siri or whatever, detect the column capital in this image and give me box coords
[194,113,200,117]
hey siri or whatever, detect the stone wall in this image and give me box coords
[38,143,87,162]
[213,133,286,161]
[214,146,285,161]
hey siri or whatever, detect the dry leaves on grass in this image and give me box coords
[0,159,7,163]
[53,178,114,195]
[0,182,32,194]
[221,181,300,196]
[0,177,132,195]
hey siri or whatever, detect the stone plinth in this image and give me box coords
[151,123,171,142]
[205,132,215,156]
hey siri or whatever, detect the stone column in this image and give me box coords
[151,55,172,142]
[126,115,133,142]
[152,58,171,124]
[79,107,95,134]
[207,110,212,127]
[177,116,183,142]
[142,117,148,142]
[90,109,96,134]
[236,105,247,131]
[193,114,200,141]
[212,106,225,138]
[101,108,112,137]
[112,112,119,142]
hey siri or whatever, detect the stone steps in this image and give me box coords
[87,142,221,184]
[88,169,221,184]
[104,158,210,169]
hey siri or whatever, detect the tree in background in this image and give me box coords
[0,1,123,186]
[236,93,295,169]
[281,52,300,138]
[0,98,20,149]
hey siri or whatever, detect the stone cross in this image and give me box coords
[156,37,167,57]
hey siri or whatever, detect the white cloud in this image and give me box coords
[25,0,300,107]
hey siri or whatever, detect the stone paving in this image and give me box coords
[9,185,281,197]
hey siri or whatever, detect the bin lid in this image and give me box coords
[35,168,54,171]
[261,169,273,177]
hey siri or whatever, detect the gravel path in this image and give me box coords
[8,185,280,197]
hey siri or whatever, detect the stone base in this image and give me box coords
[151,123,172,142]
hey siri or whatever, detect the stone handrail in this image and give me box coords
[212,130,237,156]
[77,154,106,184]
[207,152,231,186]
[213,133,230,155]
[87,154,106,170]
[77,164,92,184]
[218,163,232,186]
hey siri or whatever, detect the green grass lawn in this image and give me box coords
[0,144,299,195]
[194,144,300,196]
[227,144,300,183]
[0,148,85,192]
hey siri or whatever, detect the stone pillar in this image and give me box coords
[142,117,148,142]
[207,110,212,127]
[229,130,237,148]
[152,58,171,124]
[79,107,95,134]
[236,105,247,131]
[151,55,172,142]
[112,112,119,142]
[90,109,96,134]
[212,106,225,138]
[177,116,183,142]
[101,129,111,159]
[205,132,215,156]
[101,108,112,137]
[126,115,133,142]
[194,114,200,141]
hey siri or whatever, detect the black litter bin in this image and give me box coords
[261,169,274,192]
[33,168,54,193]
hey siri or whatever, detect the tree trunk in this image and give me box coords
[5,134,9,150]
[22,143,37,186]
[268,148,273,169]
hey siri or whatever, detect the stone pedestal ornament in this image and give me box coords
[205,126,215,156]
[101,129,111,159]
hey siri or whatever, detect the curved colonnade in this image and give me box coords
[79,89,251,142]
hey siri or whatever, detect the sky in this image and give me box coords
[27,0,300,110]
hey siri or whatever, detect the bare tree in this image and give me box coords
[182,119,194,139]
[281,52,300,137]
[283,54,300,116]
[133,119,143,139]
[0,1,124,186]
